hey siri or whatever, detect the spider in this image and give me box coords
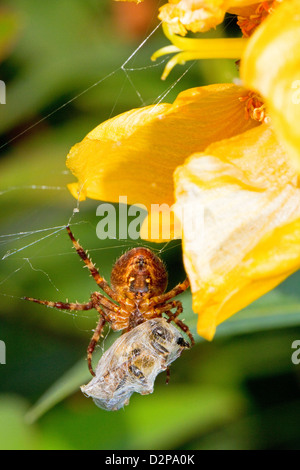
[25,226,194,376]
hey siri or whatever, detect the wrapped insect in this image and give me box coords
[81,317,190,411]
[25,227,194,409]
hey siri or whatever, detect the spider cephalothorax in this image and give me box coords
[110,247,168,300]
[25,226,194,376]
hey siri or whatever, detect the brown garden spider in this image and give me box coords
[25,226,194,376]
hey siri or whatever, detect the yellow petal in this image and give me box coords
[158,0,228,36]
[140,206,183,242]
[67,84,259,208]
[158,0,258,36]
[174,124,300,340]
[241,0,300,172]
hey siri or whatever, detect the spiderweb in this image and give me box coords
[0,1,201,345]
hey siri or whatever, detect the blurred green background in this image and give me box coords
[0,0,300,450]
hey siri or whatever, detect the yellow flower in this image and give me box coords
[159,0,269,36]
[241,0,300,172]
[174,124,300,339]
[153,0,300,173]
[67,0,300,340]
[152,1,275,76]
[67,84,258,207]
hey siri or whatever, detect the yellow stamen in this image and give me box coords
[152,23,248,80]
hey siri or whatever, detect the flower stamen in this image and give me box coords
[239,91,270,124]
[152,23,248,79]
[237,1,282,38]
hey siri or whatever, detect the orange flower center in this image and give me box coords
[237,1,281,38]
[239,91,269,124]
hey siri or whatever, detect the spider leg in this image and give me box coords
[87,316,106,376]
[91,291,129,327]
[148,278,190,308]
[143,299,182,320]
[166,366,170,385]
[152,300,195,346]
[24,297,94,311]
[24,296,105,376]
[166,312,195,346]
[163,300,183,322]
[86,294,132,375]
[91,291,119,316]
[24,291,120,316]
[66,226,118,301]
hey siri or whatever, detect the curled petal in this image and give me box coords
[67,84,259,208]
[158,0,262,36]
[241,0,300,172]
[174,124,300,340]
[158,0,227,36]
